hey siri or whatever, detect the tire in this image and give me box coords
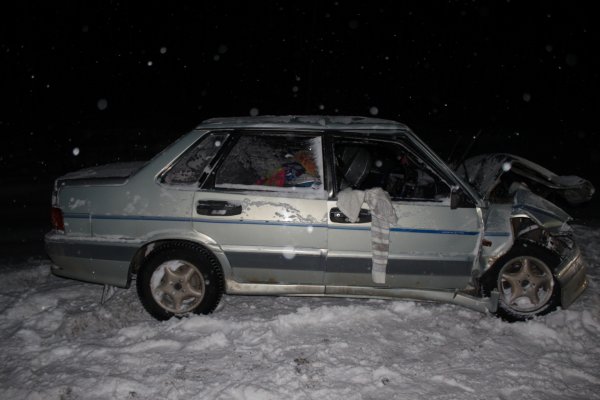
[136,242,224,321]
[482,241,561,322]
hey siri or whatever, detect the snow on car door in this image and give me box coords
[325,137,481,290]
[193,132,329,286]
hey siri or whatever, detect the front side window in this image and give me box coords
[215,134,324,194]
[333,138,450,201]
[162,133,229,186]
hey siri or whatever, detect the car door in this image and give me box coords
[193,131,329,286]
[325,135,482,290]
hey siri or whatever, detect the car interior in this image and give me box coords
[334,140,450,201]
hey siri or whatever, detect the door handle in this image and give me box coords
[197,200,242,216]
[329,207,371,223]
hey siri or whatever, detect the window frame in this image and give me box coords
[327,133,456,203]
[158,130,233,188]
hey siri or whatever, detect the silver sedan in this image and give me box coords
[45,116,589,321]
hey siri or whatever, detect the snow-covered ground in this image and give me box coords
[1,226,599,400]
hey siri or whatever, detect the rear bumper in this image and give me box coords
[45,232,138,288]
[556,246,588,309]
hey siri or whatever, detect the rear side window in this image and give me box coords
[214,134,324,195]
[162,133,229,186]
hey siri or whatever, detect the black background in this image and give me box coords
[2,1,599,258]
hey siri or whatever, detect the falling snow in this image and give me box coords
[282,246,296,260]
[97,98,108,111]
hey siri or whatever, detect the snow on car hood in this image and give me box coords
[457,153,594,204]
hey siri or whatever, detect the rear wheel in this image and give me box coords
[137,242,224,321]
[483,241,561,322]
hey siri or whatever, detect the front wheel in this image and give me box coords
[483,241,561,322]
[137,242,224,321]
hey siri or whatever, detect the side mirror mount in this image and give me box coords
[450,187,460,210]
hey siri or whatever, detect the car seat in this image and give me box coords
[340,147,372,188]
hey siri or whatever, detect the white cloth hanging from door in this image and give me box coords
[337,187,397,283]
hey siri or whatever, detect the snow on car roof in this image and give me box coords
[198,115,410,132]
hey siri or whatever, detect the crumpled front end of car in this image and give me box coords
[480,185,588,310]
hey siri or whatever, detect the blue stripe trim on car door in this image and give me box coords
[63,213,495,236]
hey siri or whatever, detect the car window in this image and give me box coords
[333,139,450,201]
[162,132,229,186]
[214,134,324,194]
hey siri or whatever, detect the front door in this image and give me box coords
[325,136,481,290]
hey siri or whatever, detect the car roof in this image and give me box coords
[197,115,410,133]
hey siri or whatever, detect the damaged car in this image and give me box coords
[45,116,590,321]
[456,153,595,206]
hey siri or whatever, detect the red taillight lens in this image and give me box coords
[51,207,65,231]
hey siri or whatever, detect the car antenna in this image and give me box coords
[454,129,483,184]
[456,128,483,167]
[447,133,462,164]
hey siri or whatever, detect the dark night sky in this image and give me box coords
[2,1,599,184]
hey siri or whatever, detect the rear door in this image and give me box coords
[193,131,329,286]
[325,135,481,290]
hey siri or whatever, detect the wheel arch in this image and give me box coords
[127,237,232,287]
[479,214,562,293]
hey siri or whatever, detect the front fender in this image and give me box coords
[511,187,571,230]
[479,187,572,275]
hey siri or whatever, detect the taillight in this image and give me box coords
[51,207,65,231]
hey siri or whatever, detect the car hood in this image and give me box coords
[457,153,594,205]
